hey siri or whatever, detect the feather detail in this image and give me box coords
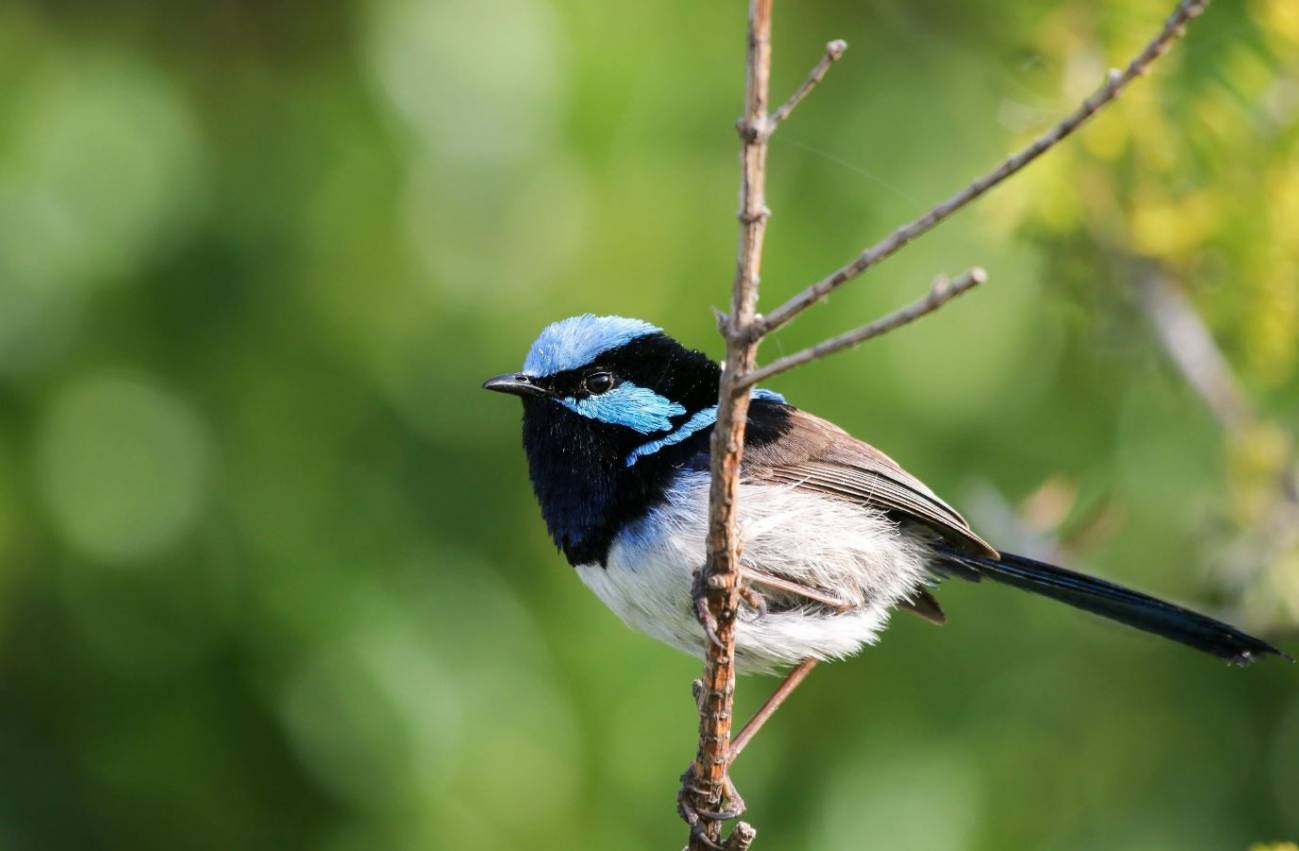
[898,588,947,625]
[744,409,997,556]
[576,471,935,674]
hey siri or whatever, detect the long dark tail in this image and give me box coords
[938,549,1288,666]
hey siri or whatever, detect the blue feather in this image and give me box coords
[559,382,686,434]
[524,314,661,377]
[625,405,717,465]
[751,388,786,404]
[624,388,788,466]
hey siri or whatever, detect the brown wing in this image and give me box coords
[744,408,998,558]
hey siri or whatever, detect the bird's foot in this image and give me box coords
[737,583,766,615]
[691,568,723,649]
[677,764,746,849]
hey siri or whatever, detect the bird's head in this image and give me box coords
[483,314,722,463]
[483,315,725,563]
[484,314,789,564]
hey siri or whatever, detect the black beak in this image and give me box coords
[482,372,548,398]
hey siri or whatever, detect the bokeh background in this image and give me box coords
[1,0,1297,849]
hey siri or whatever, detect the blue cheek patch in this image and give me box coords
[624,387,787,466]
[558,382,687,434]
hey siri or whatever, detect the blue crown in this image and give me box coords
[523,314,662,377]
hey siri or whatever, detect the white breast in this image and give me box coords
[574,472,935,674]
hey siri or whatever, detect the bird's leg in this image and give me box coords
[742,567,852,611]
[728,657,819,761]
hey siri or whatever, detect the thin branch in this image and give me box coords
[767,40,848,133]
[739,268,986,389]
[1138,269,1253,436]
[1138,264,1299,501]
[687,0,774,848]
[728,658,819,761]
[752,0,1210,339]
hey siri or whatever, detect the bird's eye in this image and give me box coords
[584,371,614,395]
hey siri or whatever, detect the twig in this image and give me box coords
[738,268,986,389]
[723,822,757,851]
[687,0,774,848]
[751,0,1210,339]
[1137,266,1299,497]
[1138,269,1253,436]
[728,658,819,761]
[767,40,848,133]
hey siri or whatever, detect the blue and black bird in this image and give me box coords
[484,314,1284,673]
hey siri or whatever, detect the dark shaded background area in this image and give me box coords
[0,1,1296,849]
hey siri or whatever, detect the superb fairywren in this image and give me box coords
[484,314,1282,672]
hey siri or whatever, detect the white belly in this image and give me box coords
[574,472,934,674]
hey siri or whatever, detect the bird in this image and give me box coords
[483,313,1286,675]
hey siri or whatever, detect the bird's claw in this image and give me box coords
[691,568,724,649]
[737,583,766,615]
[697,597,724,649]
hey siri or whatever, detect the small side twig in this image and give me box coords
[738,268,986,389]
[722,822,758,851]
[767,40,848,133]
[728,658,819,760]
[752,0,1210,339]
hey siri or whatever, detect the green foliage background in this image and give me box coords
[0,1,1296,849]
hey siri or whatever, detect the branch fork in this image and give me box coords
[738,38,849,145]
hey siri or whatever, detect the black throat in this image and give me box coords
[517,333,790,566]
